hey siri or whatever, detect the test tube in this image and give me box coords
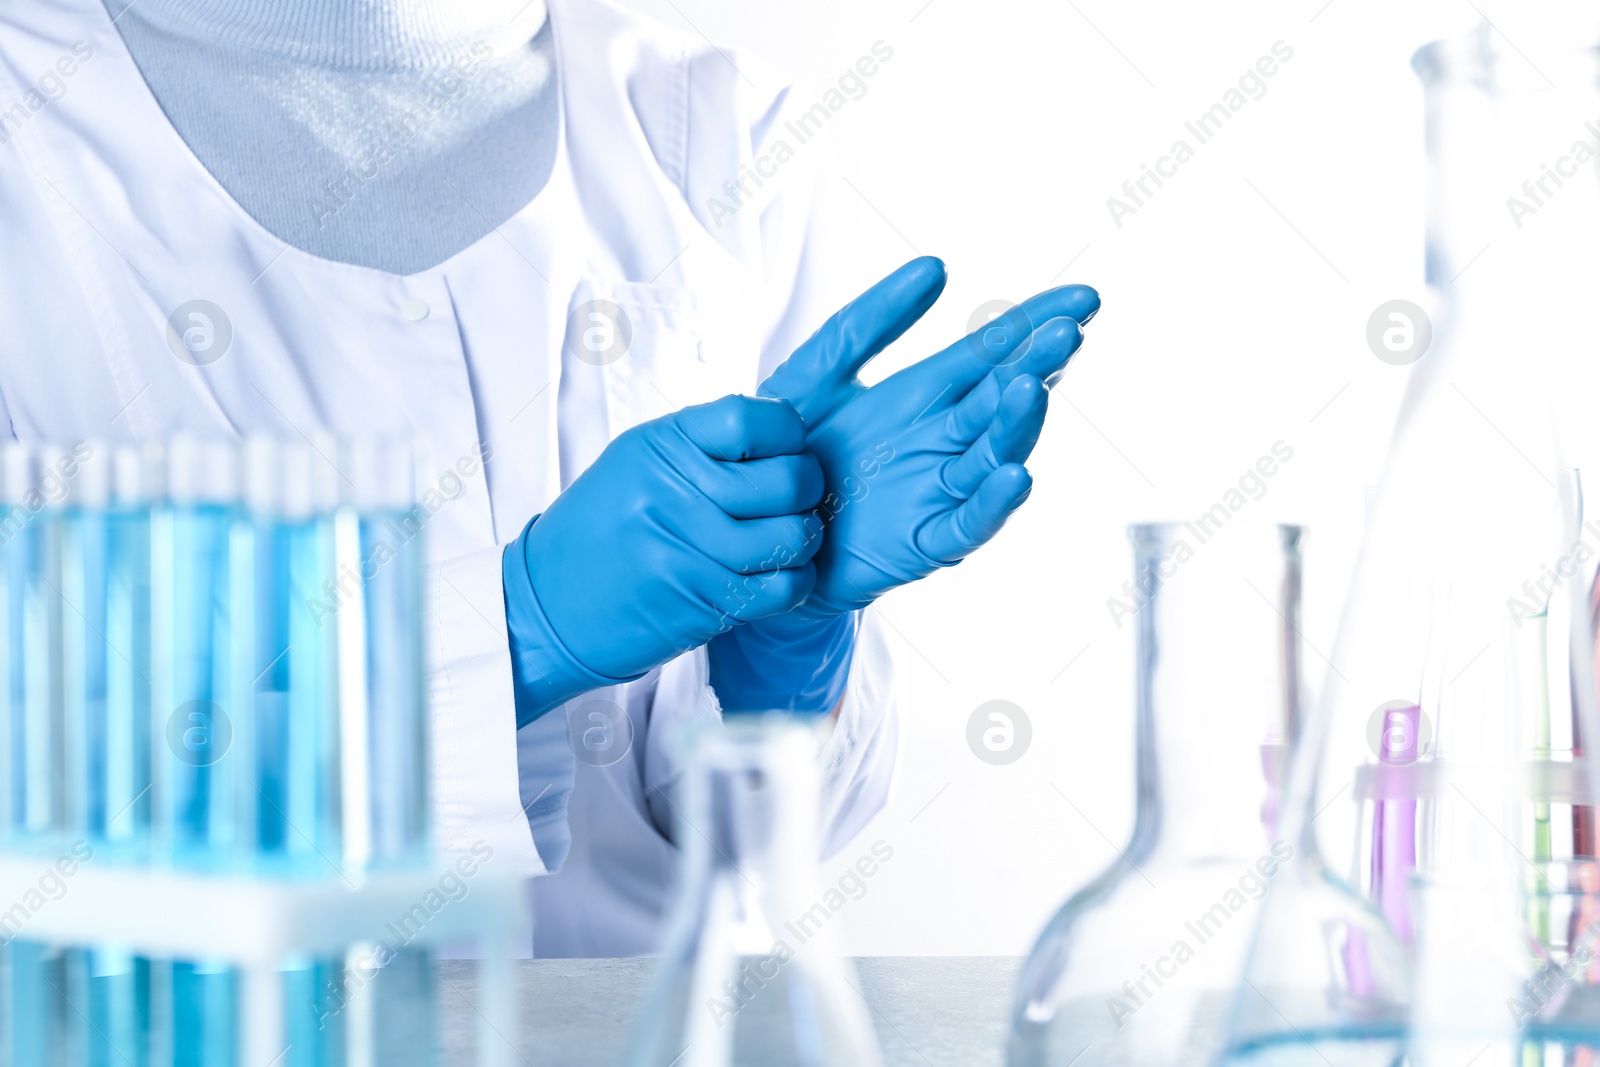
[57,442,155,860]
[107,446,159,854]
[0,444,27,844]
[0,443,71,849]
[343,437,429,871]
[155,436,245,868]
[172,957,238,1063]
[60,945,144,1067]
[151,438,245,1067]
[2,941,58,1064]
[245,434,341,878]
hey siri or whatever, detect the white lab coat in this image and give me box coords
[0,0,898,956]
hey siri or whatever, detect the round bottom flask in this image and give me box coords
[1009,523,1309,1067]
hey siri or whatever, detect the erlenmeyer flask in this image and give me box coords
[1224,25,1600,1067]
[1007,522,1306,1067]
[626,715,883,1067]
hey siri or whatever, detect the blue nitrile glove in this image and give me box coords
[503,394,826,726]
[758,256,1100,617]
[707,602,858,714]
[708,259,1099,712]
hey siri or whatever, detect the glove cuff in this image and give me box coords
[503,519,639,728]
[708,609,859,716]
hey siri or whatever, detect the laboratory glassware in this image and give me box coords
[1007,522,1308,1067]
[243,434,341,877]
[1224,25,1600,1067]
[0,442,74,851]
[626,714,883,1067]
[156,435,246,869]
[342,437,429,872]
[0,938,439,1067]
[0,433,452,1066]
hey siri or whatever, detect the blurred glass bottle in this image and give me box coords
[1007,522,1306,1067]
[1224,24,1600,1067]
[626,715,882,1067]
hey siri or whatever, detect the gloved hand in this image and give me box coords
[503,394,825,725]
[760,256,1100,617]
[709,258,1100,714]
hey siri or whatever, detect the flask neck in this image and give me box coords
[1414,30,1600,299]
[632,715,885,1064]
[671,718,826,955]
[1128,524,1301,866]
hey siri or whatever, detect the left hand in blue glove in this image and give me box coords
[761,256,1100,617]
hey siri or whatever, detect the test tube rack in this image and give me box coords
[0,436,522,1066]
[0,854,526,1067]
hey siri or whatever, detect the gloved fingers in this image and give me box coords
[918,463,1033,564]
[947,374,1002,442]
[942,377,1048,498]
[989,376,1050,464]
[718,562,818,623]
[706,513,824,574]
[987,316,1083,394]
[699,453,825,519]
[943,318,1080,446]
[673,394,808,461]
[897,284,1098,404]
[759,256,947,424]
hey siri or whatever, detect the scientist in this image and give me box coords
[0,0,1098,954]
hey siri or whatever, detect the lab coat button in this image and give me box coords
[402,299,430,322]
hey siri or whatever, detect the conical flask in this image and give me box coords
[626,715,883,1067]
[1223,24,1600,1067]
[1007,522,1306,1066]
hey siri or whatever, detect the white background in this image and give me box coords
[615,0,1570,955]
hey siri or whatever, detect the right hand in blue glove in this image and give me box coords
[502,394,825,724]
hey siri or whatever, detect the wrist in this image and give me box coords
[708,609,859,715]
[502,521,638,726]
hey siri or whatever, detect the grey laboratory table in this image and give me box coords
[436,957,1022,1066]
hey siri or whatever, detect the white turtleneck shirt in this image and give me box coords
[104,0,558,275]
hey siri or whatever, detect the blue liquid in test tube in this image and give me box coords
[60,444,156,860]
[154,439,243,1067]
[61,946,147,1067]
[155,438,245,869]
[0,436,443,1067]
[344,439,429,871]
[3,940,58,1065]
[244,437,340,878]
[1,444,68,851]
